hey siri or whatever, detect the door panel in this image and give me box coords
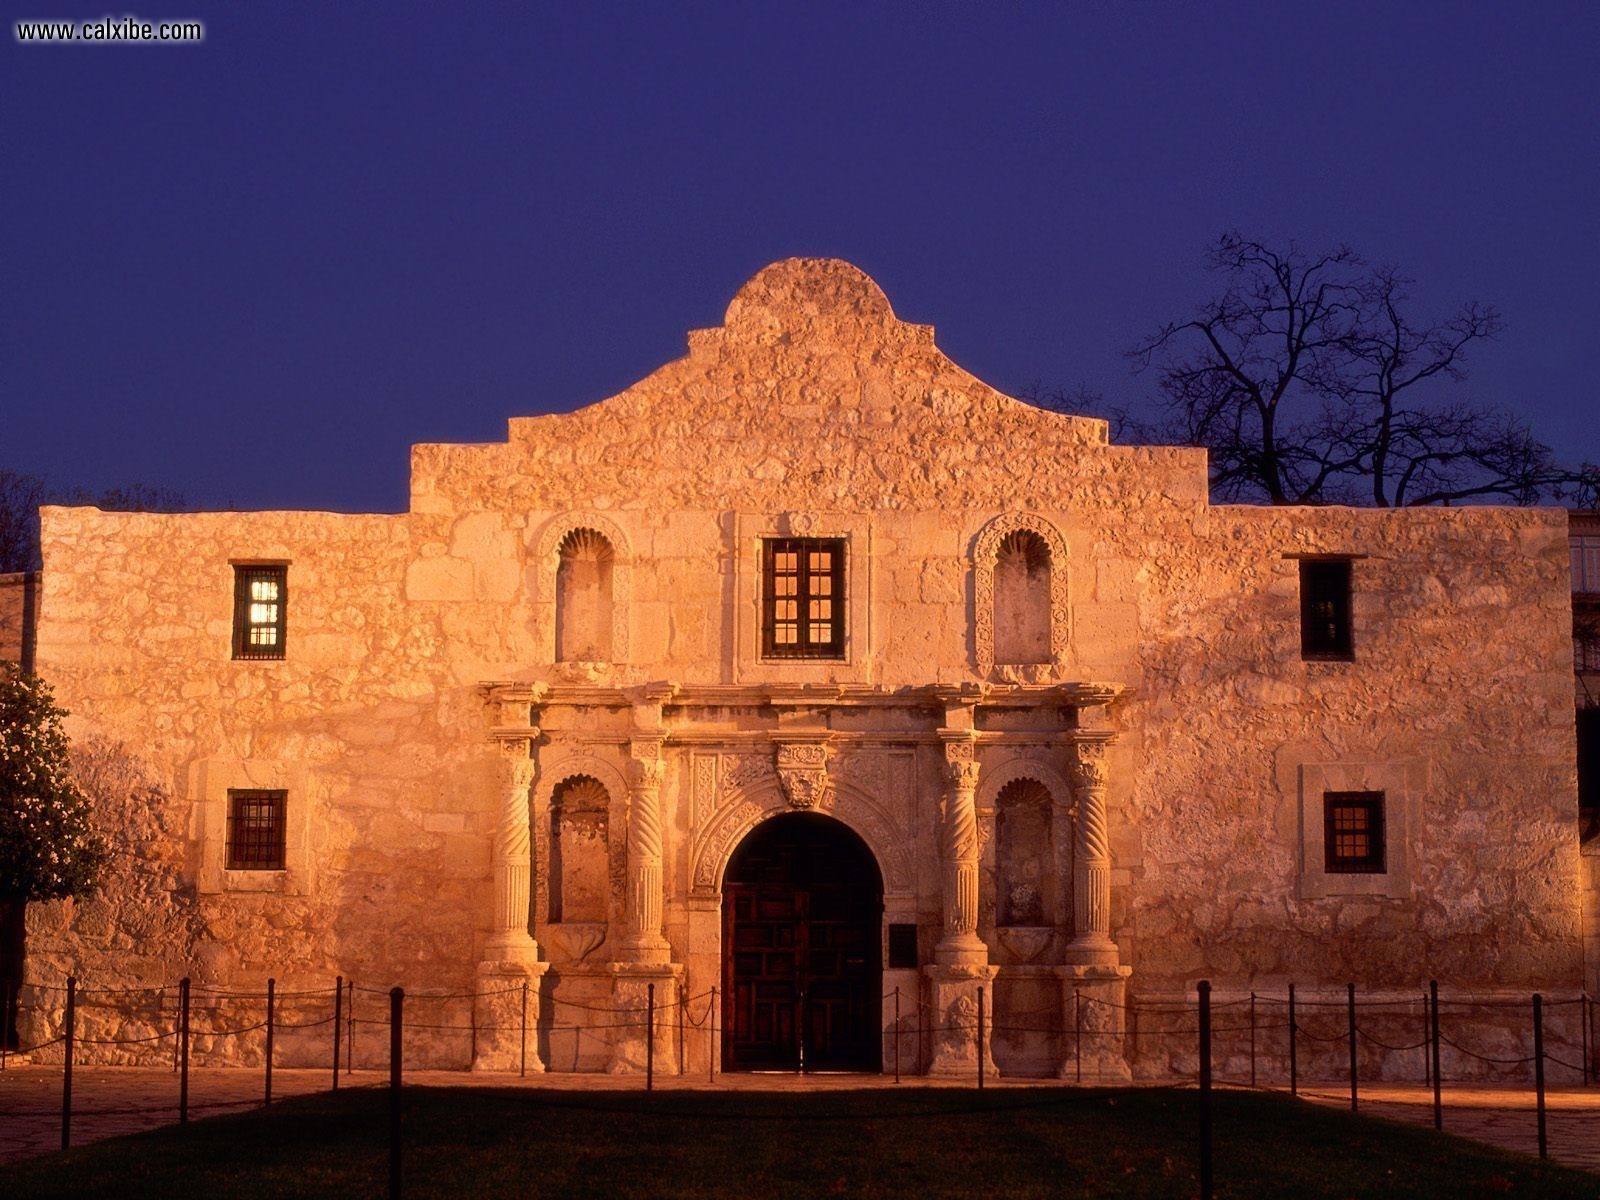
[721,814,882,1072]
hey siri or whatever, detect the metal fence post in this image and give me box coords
[1347,982,1358,1112]
[1198,980,1213,1200]
[1288,983,1297,1097]
[1582,993,1591,1087]
[265,977,275,1106]
[389,987,403,1200]
[977,986,986,1091]
[520,981,528,1080]
[710,986,718,1083]
[679,984,687,1076]
[646,982,655,1093]
[61,975,75,1151]
[333,976,343,1091]
[179,975,191,1126]
[1533,992,1547,1160]
[1422,993,1430,1086]
[893,986,901,1084]
[1430,980,1442,1131]
[347,979,354,1076]
[1,982,11,1071]
[1249,991,1257,1089]
[1075,986,1083,1085]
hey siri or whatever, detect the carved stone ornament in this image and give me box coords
[629,756,666,791]
[776,742,831,810]
[785,511,819,536]
[944,740,980,791]
[1070,741,1110,793]
[972,512,1070,678]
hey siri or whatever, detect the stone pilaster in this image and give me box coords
[935,736,987,966]
[472,961,549,1073]
[923,964,999,1077]
[1056,964,1133,1082]
[607,962,685,1074]
[620,738,671,964]
[485,745,539,961]
[1066,740,1118,966]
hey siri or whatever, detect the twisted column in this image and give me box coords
[487,746,539,961]
[1067,741,1118,964]
[622,739,671,963]
[935,738,987,965]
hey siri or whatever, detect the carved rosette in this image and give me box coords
[489,745,538,958]
[622,740,670,962]
[1067,740,1116,962]
[776,742,832,810]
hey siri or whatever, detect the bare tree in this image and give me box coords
[1125,234,1599,507]
[0,471,187,573]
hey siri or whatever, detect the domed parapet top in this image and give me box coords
[690,257,933,351]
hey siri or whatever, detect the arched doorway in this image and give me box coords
[722,812,883,1071]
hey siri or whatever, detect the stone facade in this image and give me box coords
[16,259,1589,1078]
[0,570,36,672]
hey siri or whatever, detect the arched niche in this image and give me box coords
[533,512,633,665]
[971,513,1069,678]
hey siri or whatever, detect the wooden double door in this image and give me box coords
[722,813,882,1072]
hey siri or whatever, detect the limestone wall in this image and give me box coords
[20,258,1586,1074]
[0,570,35,668]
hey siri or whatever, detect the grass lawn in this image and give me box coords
[2,1085,1594,1199]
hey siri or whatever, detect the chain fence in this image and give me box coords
[2,973,1593,1197]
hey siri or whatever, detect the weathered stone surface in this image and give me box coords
[18,259,1586,1080]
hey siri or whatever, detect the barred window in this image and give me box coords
[1572,535,1600,596]
[762,538,845,659]
[1324,791,1385,874]
[1300,559,1353,660]
[226,790,286,870]
[233,565,287,660]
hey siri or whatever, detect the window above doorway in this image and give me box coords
[762,538,845,659]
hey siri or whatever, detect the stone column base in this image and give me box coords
[473,960,549,1073]
[1056,964,1133,1083]
[923,964,999,1078]
[607,962,685,1075]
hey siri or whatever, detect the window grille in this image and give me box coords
[1573,536,1600,597]
[762,538,845,659]
[232,565,287,660]
[1323,791,1385,874]
[1300,559,1353,660]
[226,790,287,870]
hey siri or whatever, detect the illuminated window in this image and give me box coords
[1323,792,1385,874]
[1300,559,1352,660]
[226,790,287,870]
[232,565,287,660]
[762,538,845,659]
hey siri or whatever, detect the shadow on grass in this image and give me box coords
[2,1085,1594,1199]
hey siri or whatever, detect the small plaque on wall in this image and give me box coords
[888,923,918,969]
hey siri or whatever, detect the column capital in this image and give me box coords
[1068,739,1111,793]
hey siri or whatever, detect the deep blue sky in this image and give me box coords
[4,2,1596,513]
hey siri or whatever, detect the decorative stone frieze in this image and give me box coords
[776,741,832,810]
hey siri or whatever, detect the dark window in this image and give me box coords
[1324,791,1385,874]
[233,565,287,660]
[888,923,919,969]
[226,790,287,870]
[762,538,845,659]
[1300,559,1352,660]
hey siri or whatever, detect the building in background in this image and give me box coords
[7,260,1589,1079]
